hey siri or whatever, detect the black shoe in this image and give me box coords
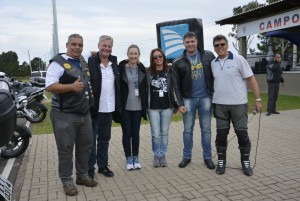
[204,159,216,170]
[272,111,280,114]
[266,112,271,116]
[179,158,191,168]
[98,166,114,177]
[242,161,253,176]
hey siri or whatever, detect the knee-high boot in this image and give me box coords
[239,145,253,176]
[216,146,227,174]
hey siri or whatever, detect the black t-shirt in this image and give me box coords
[149,70,170,109]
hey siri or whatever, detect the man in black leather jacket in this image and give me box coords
[88,35,122,179]
[172,31,216,170]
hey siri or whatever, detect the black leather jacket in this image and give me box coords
[172,48,215,106]
[88,53,122,123]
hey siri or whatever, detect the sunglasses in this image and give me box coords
[153,55,163,60]
[214,43,226,48]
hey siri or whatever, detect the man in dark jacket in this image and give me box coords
[266,53,285,116]
[88,35,122,179]
[172,31,216,170]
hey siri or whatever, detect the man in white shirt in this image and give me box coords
[87,35,122,179]
[46,33,97,196]
[211,34,262,176]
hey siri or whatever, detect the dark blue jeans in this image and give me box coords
[88,112,113,173]
[121,110,142,157]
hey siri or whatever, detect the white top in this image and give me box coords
[45,52,91,88]
[211,51,253,105]
[98,61,115,113]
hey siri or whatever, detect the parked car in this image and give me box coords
[29,71,46,87]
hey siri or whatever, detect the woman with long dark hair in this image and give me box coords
[148,48,178,167]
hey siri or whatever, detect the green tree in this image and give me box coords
[31,57,46,71]
[229,0,281,54]
[19,61,31,77]
[0,51,19,77]
[229,0,265,53]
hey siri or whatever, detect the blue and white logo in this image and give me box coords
[160,24,189,60]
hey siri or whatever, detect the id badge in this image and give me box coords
[135,88,139,96]
[159,90,164,97]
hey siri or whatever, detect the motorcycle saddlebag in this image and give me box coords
[0,81,16,147]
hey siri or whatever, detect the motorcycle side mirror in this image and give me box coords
[0,79,16,147]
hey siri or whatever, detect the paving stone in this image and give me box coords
[11,109,300,201]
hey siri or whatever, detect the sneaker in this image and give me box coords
[126,156,134,171]
[76,175,97,187]
[160,156,167,167]
[98,166,114,177]
[133,156,141,170]
[63,183,78,196]
[153,156,160,168]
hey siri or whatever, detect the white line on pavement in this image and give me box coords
[1,158,15,179]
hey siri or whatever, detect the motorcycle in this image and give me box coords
[12,81,48,123]
[0,78,32,159]
[0,124,31,159]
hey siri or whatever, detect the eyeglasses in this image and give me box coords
[153,55,163,60]
[214,43,226,48]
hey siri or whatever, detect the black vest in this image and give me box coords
[50,54,93,114]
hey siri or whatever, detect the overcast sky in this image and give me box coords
[0,0,259,66]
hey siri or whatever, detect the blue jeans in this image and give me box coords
[88,112,112,173]
[182,96,212,160]
[148,108,173,157]
[121,110,142,157]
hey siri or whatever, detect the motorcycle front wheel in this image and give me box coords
[1,124,31,159]
[25,102,47,123]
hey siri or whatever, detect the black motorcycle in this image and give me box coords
[0,78,32,159]
[10,80,48,123]
[0,124,31,159]
[15,88,48,123]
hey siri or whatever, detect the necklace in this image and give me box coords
[187,52,199,66]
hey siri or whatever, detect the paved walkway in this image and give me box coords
[13,110,300,201]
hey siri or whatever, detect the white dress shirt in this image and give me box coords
[98,61,115,113]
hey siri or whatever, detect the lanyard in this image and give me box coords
[218,57,228,70]
[129,66,138,89]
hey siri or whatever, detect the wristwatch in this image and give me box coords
[255,98,262,102]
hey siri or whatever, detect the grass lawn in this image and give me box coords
[31,93,300,135]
